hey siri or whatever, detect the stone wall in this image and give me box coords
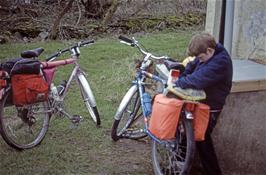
[205,0,266,61]
[213,90,266,175]
[232,0,266,60]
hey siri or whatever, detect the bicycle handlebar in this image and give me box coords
[46,40,94,62]
[118,35,134,45]
[118,35,168,61]
[79,40,95,47]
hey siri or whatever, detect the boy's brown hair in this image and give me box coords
[187,32,217,57]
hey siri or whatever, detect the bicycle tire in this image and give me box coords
[151,115,195,175]
[111,87,147,141]
[78,74,101,126]
[0,89,50,150]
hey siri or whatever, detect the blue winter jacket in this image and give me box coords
[175,43,233,110]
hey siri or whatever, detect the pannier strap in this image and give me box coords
[41,58,75,68]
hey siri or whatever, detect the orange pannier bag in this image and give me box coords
[193,103,210,141]
[148,94,184,140]
[11,74,49,106]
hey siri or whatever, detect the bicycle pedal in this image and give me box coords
[70,115,83,124]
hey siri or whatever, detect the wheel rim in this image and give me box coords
[116,91,143,136]
[0,93,49,149]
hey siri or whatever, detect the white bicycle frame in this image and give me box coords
[60,62,97,108]
[46,46,97,121]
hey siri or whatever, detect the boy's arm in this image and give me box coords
[176,56,229,89]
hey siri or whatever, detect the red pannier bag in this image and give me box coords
[11,74,49,106]
[148,94,184,140]
[193,103,210,141]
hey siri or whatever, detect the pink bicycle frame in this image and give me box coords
[41,58,76,85]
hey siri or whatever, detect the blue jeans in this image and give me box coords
[196,111,222,175]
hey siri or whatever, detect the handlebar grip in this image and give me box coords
[118,35,134,44]
[80,40,94,46]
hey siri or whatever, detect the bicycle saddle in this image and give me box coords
[167,86,206,101]
[21,48,44,58]
[163,59,185,73]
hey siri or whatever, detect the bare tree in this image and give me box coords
[102,0,119,25]
[49,0,75,39]
[81,0,113,19]
[81,0,103,19]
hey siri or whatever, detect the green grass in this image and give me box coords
[0,31,193,175]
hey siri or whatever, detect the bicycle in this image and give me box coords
[0,40,100,150]
[111,36,208,175]
[111,35,168,141]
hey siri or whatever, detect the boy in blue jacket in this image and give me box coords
[175,33,233,175]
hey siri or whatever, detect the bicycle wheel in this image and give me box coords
[111,86,146,141]
[0,90,50,150]
[77,73,100,126]
[151,115,195,175]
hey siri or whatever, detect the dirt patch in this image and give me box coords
[97,129,153,175]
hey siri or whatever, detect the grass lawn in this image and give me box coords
[0,31,194,175]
